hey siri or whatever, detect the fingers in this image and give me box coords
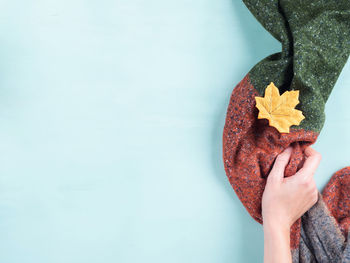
[304,146,319,158]
[268,146,293,183]
[295,146,322,181]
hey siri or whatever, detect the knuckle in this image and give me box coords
[308,179,316,189]
[300,176,311,186]
[308,183,316,193]
[300,177,316,191]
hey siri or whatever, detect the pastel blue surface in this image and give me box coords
[0,1,349,262]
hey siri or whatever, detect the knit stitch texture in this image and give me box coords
[223,1,350,261]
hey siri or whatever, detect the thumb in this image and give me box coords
[268,146,293,183]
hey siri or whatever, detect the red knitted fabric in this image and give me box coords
[222,73,350,249]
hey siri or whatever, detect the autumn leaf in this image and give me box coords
[254,82,305,133]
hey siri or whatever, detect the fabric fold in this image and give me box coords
[222,0,350,258]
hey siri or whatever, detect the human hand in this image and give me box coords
[262,146,321,231]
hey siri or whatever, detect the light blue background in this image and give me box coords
[0,1,349,262]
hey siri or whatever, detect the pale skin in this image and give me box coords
[262,146,322,263]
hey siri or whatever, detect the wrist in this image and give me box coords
[263,217,292,263]
[263,217,291,234]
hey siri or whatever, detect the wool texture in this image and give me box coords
[222,1,350,261]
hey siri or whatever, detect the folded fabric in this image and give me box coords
[222,0,350,261]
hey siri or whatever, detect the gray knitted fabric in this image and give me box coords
[292,192,350,262]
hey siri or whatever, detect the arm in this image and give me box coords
[263,221,291,263]
[262,146,321,263]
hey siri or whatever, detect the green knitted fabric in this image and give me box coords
[243,0,350,132]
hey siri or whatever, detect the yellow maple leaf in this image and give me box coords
[254,82,305,133]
